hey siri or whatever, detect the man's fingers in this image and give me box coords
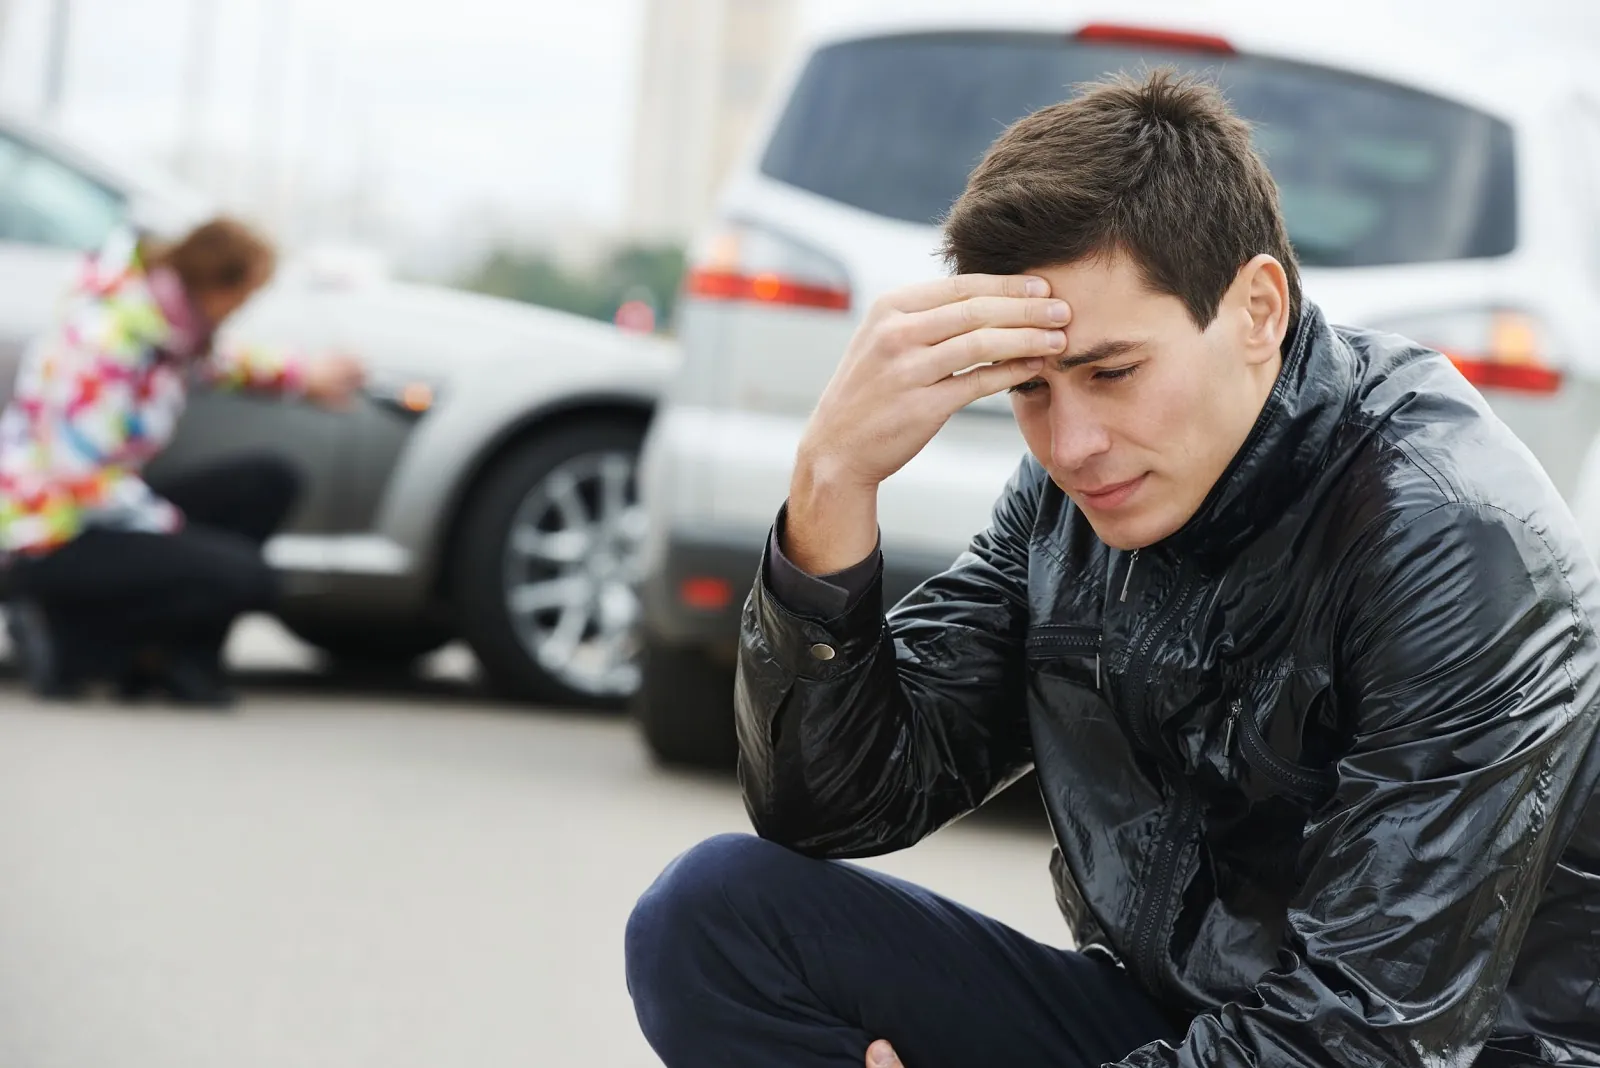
[899,295,1071,347]
[913,326,1064,384]
[884,273,1049,314]
[866,1039,903,1067]
[936,354,1044,407]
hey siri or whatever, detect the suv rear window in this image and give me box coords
[759,32,1516,267]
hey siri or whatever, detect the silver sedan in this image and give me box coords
[0,110,675,706]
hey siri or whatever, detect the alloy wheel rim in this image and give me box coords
[501,450,645,698]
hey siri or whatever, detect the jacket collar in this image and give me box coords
[1162,300,1356,571]
[147,264,212,360]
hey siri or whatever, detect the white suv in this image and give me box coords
[634,8,1600,767]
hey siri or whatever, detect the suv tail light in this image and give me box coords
[1383,308,1563,395]
[684,222,852,312]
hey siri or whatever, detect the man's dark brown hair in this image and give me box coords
[142,216,278,296]
[942,67,1301,331]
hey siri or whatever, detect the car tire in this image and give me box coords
[285,619,453,675]
[453,419,648,707]
[634,636,739,770]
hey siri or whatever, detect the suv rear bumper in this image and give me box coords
[639,527,956,648]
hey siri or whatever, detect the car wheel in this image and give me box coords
[285,619,454,674]
[454,419,647,707]
[634,636,738,770]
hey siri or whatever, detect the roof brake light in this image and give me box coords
[1074,23,1237,55]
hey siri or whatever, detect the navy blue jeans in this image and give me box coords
[625,834,1181,1067]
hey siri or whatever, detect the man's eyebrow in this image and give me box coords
[1055,339,1146,370]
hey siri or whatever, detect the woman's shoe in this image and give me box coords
[116,643,192,704]
[5,599,87,700]
[108,640,235,709]
[114,662,162,704]
[163,649,237,709]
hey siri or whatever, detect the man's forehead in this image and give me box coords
[1036,257,1158,310]
[1033,258,1189,340]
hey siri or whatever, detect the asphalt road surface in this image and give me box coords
[0,617,1066,1068]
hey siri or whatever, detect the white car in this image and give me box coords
[633,5,1600,766]
[0,111,677,706]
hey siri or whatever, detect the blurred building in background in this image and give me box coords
[0,2,13,78]
[626,0,799,245]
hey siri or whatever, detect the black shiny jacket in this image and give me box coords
[735,303,1600,1067]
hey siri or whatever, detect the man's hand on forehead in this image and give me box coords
[884,271,1052,311]
[782,273,1070,576]
[878,273,1072,392]
[888,275,1072,377]
[801,271,1070,481]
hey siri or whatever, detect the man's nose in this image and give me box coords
[1049,395,1112,470]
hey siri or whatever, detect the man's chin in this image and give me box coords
[1092,530,1150,552]
[1082,511,1168,553]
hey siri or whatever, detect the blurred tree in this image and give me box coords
[461,243,687,334]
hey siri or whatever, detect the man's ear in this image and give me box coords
[1234,254,1290,365]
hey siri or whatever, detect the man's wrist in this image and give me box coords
[764,516,880,621]
[786,456,879,576]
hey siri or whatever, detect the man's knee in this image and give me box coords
[626,833,787,957]
[625,833,808,1002]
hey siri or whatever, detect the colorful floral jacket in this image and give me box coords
[0,231,307,556]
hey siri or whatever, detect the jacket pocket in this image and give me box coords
[1026,623,1102,691]
[1025,623,1101,657]
[1226,697,1337,805]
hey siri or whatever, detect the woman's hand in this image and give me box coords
[303,352,367,409]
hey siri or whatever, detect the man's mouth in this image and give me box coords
[1074,474,1147,510]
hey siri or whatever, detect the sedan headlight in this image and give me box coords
[363,376,445,417]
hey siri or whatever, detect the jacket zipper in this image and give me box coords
[1126,569,1192,757]
[1228,698,1336,803]
[1120,554,1197,994]
[1129,778,1197,997]
[1026,624,1104,693]
[1119,549,1140,602]
[1024,625,1100,658]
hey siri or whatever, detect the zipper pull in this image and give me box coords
[1225,698,1242,753]
[1119,549,1140,602]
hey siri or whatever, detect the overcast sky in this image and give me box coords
[0,0,1594,247]
[0,0,650,235]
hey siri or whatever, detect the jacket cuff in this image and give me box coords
[762,503,881,620]
[753,535,886,681]
[280,354,310,398]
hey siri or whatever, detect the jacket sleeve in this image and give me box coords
[35,300,183,539]
[763,515,881,619]
[196,340,309,396]
[1114,501,1599,1068]
[735,455,1045,859]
